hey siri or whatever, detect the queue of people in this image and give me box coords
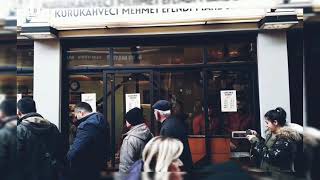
[0,97,313,180]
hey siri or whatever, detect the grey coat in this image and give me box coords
[119,123,153,173]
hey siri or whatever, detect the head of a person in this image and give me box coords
[125,107,144,128]
[172,100,184,115]
[152,100,171,122]
[17,97,36,118]
[142,136,184,172]
[264,107,287,133]
[0,99,16,121]
[208,103,214,116]
[74,102,93,120]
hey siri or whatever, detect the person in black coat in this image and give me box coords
[67,102,110,180]
[246,107,302,180]
[0,100,20,180]
[152,100,193,171]
[17,97,64,180]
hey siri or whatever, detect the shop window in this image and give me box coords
[67,48,110,68]
[113,46,203,66]
[0,75,16,102]
[207,42,256,62]
[17,46,34,68]
[0,44,16,67]
[17,75,33,98]
[158,71,203,135]
[206,70,256,153]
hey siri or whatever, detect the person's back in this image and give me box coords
[119,108,153,173]
[67,102,109,180]
[17,98,63,180]
[153,100,193,171]
[160,115,193,170]
[0,100,19,180]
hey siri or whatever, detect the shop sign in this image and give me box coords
[125,93,141,113]
[81,93,97,112]
[220,90,237,112]
[17,0,279,29]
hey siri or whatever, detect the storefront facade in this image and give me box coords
[17,2,306,169]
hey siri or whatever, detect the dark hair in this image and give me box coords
[17,97,37,114]
[75,102,93,113]
[264,107,287,126]
[0,99,16,116]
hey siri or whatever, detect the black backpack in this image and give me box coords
[20,122,60,180]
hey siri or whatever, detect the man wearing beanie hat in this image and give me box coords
[119,107,153,173]
[153,100,193,171]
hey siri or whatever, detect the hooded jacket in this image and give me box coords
[0,116,19,180]
[67,112,109,180]
[251,126,302,173]
[119,123,153,173]
[17,113,63,180]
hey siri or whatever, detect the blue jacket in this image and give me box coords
[67,113,109,180]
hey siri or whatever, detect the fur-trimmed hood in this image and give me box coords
[304,127,320,147]
[266,125,302,142]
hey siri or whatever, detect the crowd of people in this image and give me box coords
[0,97,319,180]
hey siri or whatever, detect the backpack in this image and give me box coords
[21,122,60,180]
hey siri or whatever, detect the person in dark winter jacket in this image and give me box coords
[0,99,19,180]
[152,100,193,171]
[67,102,110,180]
[17,97,64,180]
[246,107,302,180]
[119,107,153,173]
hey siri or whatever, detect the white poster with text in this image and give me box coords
[81,93,96,112]
[17,94,22,102]
[220,90,237,112]
[125,93,141,113]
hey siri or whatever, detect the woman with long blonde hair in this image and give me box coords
[142,136,184,172]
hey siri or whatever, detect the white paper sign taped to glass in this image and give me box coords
[17,94,22,102]
[81,93,97,112]
[220,90,237,112]
[125,93,141,113]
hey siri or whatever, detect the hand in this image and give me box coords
[246,135,257,143]
[248,129,258,136]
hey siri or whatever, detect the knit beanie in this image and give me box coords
[125,107,144,126]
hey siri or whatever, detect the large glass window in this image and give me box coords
[207,70,256,152]
[0,44,16,67]
[207,42,256,62]
[110,46,202,66]
[17,46,34,68]
[65,35,258,169]
[158,71,203,135]
[17,75,33,98]
[67,48,111,68]
[0,75,16,102]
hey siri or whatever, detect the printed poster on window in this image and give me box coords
[220,90,237,112]
[0,94,5,104]
[81,93,96,112]
[17,94,22,102]
[125,93,141,113]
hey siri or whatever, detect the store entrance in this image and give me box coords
[64,34,260,170]
[103,70,155,167]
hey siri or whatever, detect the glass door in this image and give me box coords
[103,70,154,168]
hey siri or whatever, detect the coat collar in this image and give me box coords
[265,125,302,141]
